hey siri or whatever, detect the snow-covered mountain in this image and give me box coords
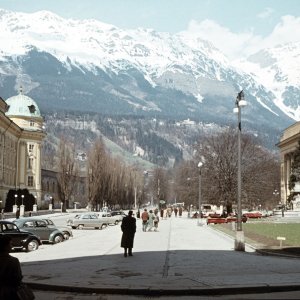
[0,8,295,137]
[236,42,300,120]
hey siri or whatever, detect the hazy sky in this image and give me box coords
[1,0,300,59]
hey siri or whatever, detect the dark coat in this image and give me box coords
[121,215,136,248]
[0,253,23,300]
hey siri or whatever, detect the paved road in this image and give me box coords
[10,212,300,299]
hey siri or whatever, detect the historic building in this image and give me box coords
[277,122,300,205]
[0,89,45,211]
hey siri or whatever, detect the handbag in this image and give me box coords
[17,283,35,300]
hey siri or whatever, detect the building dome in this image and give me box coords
[5,91,41,119]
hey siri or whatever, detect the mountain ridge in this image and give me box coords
[0,9,296,149]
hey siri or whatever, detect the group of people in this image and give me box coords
[141,209,159,232]
[120,206,184,257]
[120,207,161,257]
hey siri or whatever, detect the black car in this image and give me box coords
[0,220,42,251]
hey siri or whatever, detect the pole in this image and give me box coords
[235,92,245,251]
[134,186,137,210]
[197,167,202,226]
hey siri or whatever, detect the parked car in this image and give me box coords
[13,218,65,244]
[110,211,127,221]
[207,215,247,225]
[97,211,126,225]
[0,220,42,251]
[243,211,262,218]
[41,218,73,240]
[66,213,108,229]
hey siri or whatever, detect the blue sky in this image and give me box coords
[1,0,300,59]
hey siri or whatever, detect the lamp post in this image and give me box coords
[198,161,203,226]
[33,196,37,212]
[13,194,18,213]
[20,195,25,217]
[234,90,247,251]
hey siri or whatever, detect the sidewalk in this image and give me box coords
[14,215,300,296]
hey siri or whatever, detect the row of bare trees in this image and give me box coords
[55,128,280,212]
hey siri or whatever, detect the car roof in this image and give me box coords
[0,220,16,225]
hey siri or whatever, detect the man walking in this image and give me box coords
[121,211,136,257]
[141,208,149,232]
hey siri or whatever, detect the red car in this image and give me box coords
[207,215,247,225]
[243,212,262,218]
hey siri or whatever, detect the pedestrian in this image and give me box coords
[147,210,155,231]
[160,208,164,218]
[153,211,159,231]
[174,207,178,217]
[141,208,149,232]
[16,208,20,219]
[0,236,25,300]
[136,209,140,219]
[120,210,136,257]
[167,207,172,218]
[178,207,183,217]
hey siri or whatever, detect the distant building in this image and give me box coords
[0,89,46,210]
[277,122,300,205]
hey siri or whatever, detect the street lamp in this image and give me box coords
[198,161,203,226]
[14,194,18,205]
[234,90,247,251]
[21,195,24,206]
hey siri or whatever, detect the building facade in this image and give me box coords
[0,90,45,211]
[277,122,300,205]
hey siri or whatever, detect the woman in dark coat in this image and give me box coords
[121,210,136,257]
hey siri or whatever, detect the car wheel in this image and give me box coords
[114,220,119,225]
[54,234,64,244]
[26,239,39,252]
[63,232,70,240]
[78,224,84,230]
[71,226,76,229]
[101,224,107,229]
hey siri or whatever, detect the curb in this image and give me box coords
[256,249,300,259]
[27,282,300,296]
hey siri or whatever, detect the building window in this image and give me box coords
[28,158,34,169]
[28,176,34,187]
[30,120,35,127]
[29,144,34,152]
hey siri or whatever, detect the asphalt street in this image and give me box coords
[9,212,300,299]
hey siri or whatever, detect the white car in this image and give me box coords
[67,213,108,229]
[96,212,122,225]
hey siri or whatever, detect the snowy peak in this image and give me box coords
[237,41,300,120]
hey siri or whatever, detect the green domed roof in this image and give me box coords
[5,92,41,118]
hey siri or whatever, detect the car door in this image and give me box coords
[32,220,51,241]
[80,214,94,227]
[89,214,101,227]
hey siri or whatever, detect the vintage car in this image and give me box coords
[243,211,262,218]
[41,218,73,240]
[14,218,65,244]
[96,212,123,225]
[0,220,42,251]
[66,213,108,229]
[207,215,247,225]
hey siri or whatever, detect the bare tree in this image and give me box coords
[56,136,79,211]
[188,129,280,212]
[86,138,107,210]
